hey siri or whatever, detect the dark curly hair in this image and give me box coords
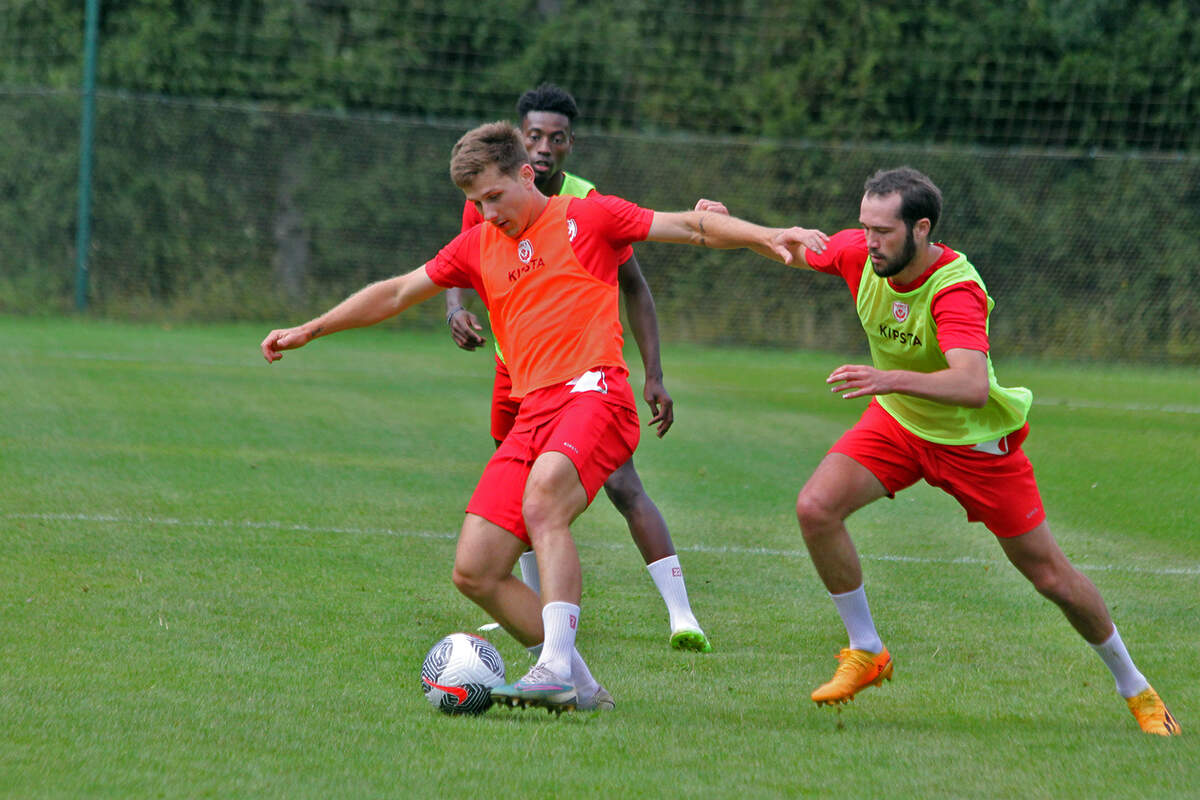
[516,83,580,125]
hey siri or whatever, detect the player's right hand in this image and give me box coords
[448,308,487,350]
[260,326,311,363]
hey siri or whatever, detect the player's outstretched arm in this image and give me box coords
[261,265,443,363]
[617,253,673,437]
[646,210,828,265]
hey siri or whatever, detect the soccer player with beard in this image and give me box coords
[444,84,712,654]
[773,167,1177,735]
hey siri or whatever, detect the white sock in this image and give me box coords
[1090,626,1149,698]
[525,643,543,660]
[518,551,540,595]
[830,585,883,654]
[570,648,600,700]
[537,601,579,680]
[647,555,701,633]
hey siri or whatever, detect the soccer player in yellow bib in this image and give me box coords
[444,84,712,654]
[769,167,1177,735]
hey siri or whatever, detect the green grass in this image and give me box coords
[2,316,1197,799]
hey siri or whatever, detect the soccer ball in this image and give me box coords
[420,632,506,715]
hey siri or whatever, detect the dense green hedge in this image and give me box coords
[2,92,1194,361]
[1,2,1197,362]
[4,0,1197,150]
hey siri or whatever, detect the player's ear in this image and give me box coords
[518,162,536,186]
[914,218,931,242]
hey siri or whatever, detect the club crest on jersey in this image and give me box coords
[566,218,578,242]
[517,239,534,264]
[892,301,910,322]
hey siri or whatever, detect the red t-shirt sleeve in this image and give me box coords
[460,201,483,233]
[425,227,488,303]
[804,229,869,297]
[573,194,653,247]
[565,194,653,282]
[579,187,635,263]
[931,282,990,353]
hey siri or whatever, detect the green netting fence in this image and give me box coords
[3,90,1196,362]
[2,0,1198,362]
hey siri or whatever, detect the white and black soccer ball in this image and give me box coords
[420,632,506,715]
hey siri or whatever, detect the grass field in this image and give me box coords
[2,315,1197,798]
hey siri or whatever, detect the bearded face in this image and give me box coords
[869,224,917,278]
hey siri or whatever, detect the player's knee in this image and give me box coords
[603,464,644,510]
[1026,563,1073,603]
[450,565,477,598]
[523,469,582,536]
[602,478,642,516]
[522,484,550,529]
[795,490,837,534]
[521,492,564,540]
[1013,550,1077,602]
[451,561,492,601]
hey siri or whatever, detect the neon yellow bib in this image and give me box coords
[857,251,1032,444]
[559,171,597,199]
[492,171,597,363]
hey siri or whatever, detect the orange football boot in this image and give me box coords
[1126,686,1181,736]
[811,647,893,705]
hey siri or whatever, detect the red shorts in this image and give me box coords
[490,355,521,442]
[467,366,640,543]
[830,400,1046,537]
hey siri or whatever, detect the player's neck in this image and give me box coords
[536,171,566,197]
[515,190,551,236]
[890,243,942,286]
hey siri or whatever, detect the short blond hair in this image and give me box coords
[449,121,529,188]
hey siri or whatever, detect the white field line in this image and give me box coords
[8,512,1200,578]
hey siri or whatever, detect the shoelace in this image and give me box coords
[519,664,564,687]
[833,650,880,679]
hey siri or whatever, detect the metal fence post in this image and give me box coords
[75,0,100,311]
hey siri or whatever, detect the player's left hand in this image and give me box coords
[644,377,675,437]
[826,363,892,399]
[693,198,730,215]
[772,227,829,263]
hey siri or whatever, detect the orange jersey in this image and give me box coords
[427,193,653,398]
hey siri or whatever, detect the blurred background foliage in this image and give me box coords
[2,0,1197,361]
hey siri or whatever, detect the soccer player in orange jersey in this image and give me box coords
[444,84,711,653]
[261,121,827,712]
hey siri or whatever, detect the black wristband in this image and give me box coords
[446,306,464,325]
